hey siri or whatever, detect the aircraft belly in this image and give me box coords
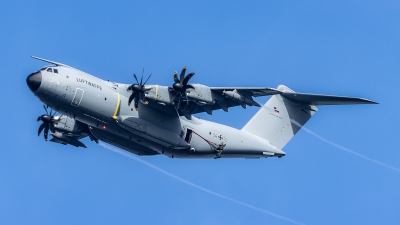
[114,115,190,149]
[90,127,159,156]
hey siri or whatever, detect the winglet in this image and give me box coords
[31,56,72,68]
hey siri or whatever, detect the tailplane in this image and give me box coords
[242,85,377,149]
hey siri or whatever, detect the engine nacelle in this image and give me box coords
[53,116,85,134]
[145,85,175,105]
[186,84,214,104]
[223,89,261,107]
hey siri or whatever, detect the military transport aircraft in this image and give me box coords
[26,56,377,159]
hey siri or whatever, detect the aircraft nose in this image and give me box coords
[26,72,42,92]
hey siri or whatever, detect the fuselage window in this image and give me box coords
[54,69,58,73]
[47,68,53,72]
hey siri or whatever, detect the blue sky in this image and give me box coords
[1,0,399,224]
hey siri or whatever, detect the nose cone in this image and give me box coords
[26,72,42,92]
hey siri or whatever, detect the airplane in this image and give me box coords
[26,56,377,159]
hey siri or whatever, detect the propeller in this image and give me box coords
[37,105,62,141]
[172,66,195,107]
[172,66,195,96]
[127,68,152,110]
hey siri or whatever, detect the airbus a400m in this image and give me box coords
[26,56,377,159]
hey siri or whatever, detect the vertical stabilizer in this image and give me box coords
[242,85,318,149]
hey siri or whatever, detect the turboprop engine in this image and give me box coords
[145,85,175,105]
[223,89,261,108]
[186,84,214,105]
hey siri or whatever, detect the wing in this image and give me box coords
[143,83,377,118]
[176,87,280,115]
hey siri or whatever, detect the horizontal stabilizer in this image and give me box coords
[281,92,378,105]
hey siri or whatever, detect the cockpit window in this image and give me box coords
[47,68,53,72]
[54,69,58,73]
[41,67,47,71]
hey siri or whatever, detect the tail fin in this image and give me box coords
[242,85,377,149]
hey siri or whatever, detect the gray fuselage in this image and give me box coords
[27,65,285,159]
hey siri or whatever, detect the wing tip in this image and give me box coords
[367,100,379,104]
[357,98,378,104]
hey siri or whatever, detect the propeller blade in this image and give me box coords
[134,92,140,110]
[135,92,140,101]
[183,84,195,90]
[177,95,182,109]
[172,93,180,110]
[172,92,180,102]
[182,72,195,85]
[37,116,41,122]
[38,123,46,136]
[44,123,49,141]
[133,74,139,84]
[134,100,139,110]
[140,68,144,85]
[185,94,189,105]
[180,66,187,84]
[43,105,48,114]
[173,71,179,83]
[128,93,135,106]
[52,110,57,116]
[50,108,53,116]
[50,125,56,133]
[143,87,152,92]
[143,73,152,85]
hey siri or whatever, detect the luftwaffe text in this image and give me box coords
[76,78,102,90]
